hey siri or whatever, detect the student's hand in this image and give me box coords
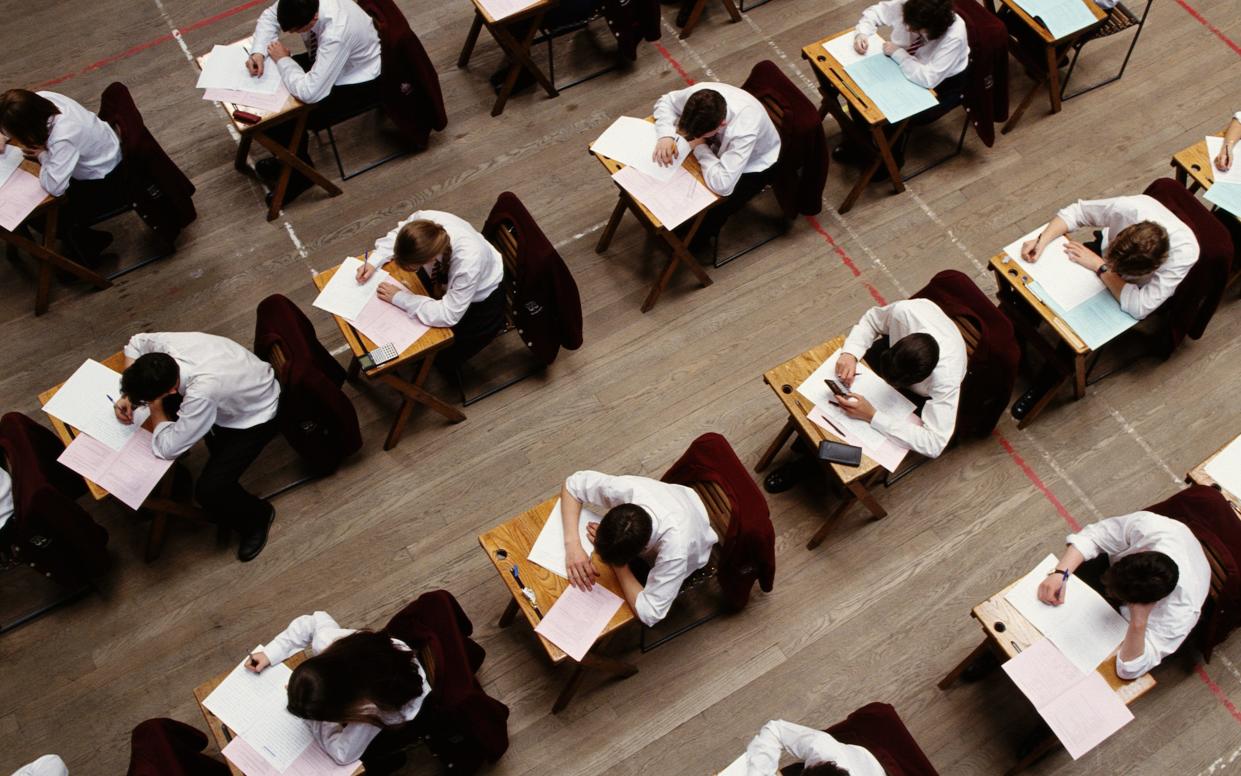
[267,41,291,62]
[836,353,858,388]
[838,394,876,422]
[246,53,265,77]
[1216,144,1233,172]
[1020,238,1045,263]
[585,522,598,543]
[1038,574,1066,605]
[565,545,597,591]
[245,651,272,673]
[653,136,679,167]
[376,281,402,304]
[853,34,869,54]
[882,41,900,57]
[355,262,376,284]
[113,396,134,425]
[1064,240,1103,272]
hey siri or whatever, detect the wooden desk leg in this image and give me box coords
[938,638,992,689]
[1004,731,1059,776]
[458,11,484,68]
[679,0,708,39]
[595,195,628,254]
[383,395,417,451]
[552,650,639,714]
[490,16,558,117]
[806,490,857,550]
[498,598,520,628]
[234,133,253,172]
[847,476,887,520]
[755,418,796,473]
[719,0,742,22]
[1072,352,1087,399]
[377,359,467,450]
[873,123,907,195]
[346,356,361,381]
[1045,44,1064,115]
[1172,163,1187,187]
[642,222,713,313]
[252,114,343,221]
[1002,75,1046,135]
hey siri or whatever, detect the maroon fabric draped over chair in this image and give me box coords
[0,412,109,584]
[603,0,661,61]
[254,295,361,477]
[357,0,447,150]
[1146,485,1241,663]
[955,0,1009,147]
[382,589,509,773]
[912,270,1020,439]
[741,60,829,218]
[126,718,229,776]
[483,192,584,365]
[825,702,939,776]
[1142,178,1234,354]
[97,82,197,239]
[661,432,775,610]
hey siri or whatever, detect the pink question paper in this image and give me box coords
[612,165,717,230]
[223,736,357,776]
[58,428,173,510]
[535,583,624,661]
[350,294,430,354]
[0,168,49,231]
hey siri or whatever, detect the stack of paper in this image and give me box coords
[1203,138,1241,217]
[477,0,541,21]
[591,116,689,182]
[612,165,716,230]
[1012,0,1098,39]
[313,257,429,354]
[534,583,624,661]
[823,29,885,68]
[1204,436,1241,498]
[197,43,291,113]
[0,168,49,231]
[58,429,172,510]
[843,55,937,123]
[1002,638,1134,758]
[527,499,602,579]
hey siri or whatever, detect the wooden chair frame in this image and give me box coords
[678,0,742,40]
[535,9,623,92]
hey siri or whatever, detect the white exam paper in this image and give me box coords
[527,499,603,579]
[0,145,22,189]
[42,359,135,451]
[716,754,748,776]
[1003,225,1108,311]
[203,658,316,772]
[796,350,917,453]
[1204,436,1241,499]
[824,30,884,67]
[197,43,282,95]
[590,116,689,183]
[1205,136,1241,185]
[313,257,389,321]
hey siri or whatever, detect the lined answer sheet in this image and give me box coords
[313,257,388,320]
[1003,226,1108,311]
[534,583,624,661]
[58,429,172,509]
[42,359,135,451]
[197,43,282,94]
[590,116,688,183]
[612,165,716,230]
[351,294,429,354]
[0,167,49,231]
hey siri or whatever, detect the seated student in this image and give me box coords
[0,465,11,538]
[11,755,69,776]
[0,89,122,262]
[1214,110,1241,172]
[560,469,717,627]
[1037,510,1210,679]
[356,210,505,369]
[245,611,430,769]
[113,332,282,561]
[744,720,885,775]
[651,83,781,251]
[246,0,381,204]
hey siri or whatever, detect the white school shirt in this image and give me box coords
[856,0,970,89]
[841,299,967,459]
[34,91,121,197]
[565,471,717,627]
[745,721,886,775]
[123,332,281,460]
[264,611,431,766]
[9,755,69,776]
[1067,511,1211,679]
[653,83,781,197]
[1234,110,1241,124]
[366,209,504,328]
[252,0,381,104]
[0,468,12,531]
[1056,195,1199,320]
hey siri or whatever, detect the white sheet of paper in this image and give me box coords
[0,145,22,189]
[197,43,282,94]
[243,707,316,772]
[1204,436,1241,498]
[476,0,541,21]
[1005,554,1131,674]
[0,168,49,231]
[42,359,135,451]
[527,499,603,579]
[823,30,884,67]
[796,349,918,456]
[1205,136,1241,185]
[1003,225,1108,311]
[590,116,689,183]
[313,257,388,320]
[203,660,293,736]
[715,754,748,776]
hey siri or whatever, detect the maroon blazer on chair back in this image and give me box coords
[0,412,109,584]
[603,0,661,61]
[483,192,584,365]
[826,702,940,776]
[955,0,1009,147]
[126,718,229,776]
[357,0,447,150]
[661,432,776,610]
[741,60,829,218]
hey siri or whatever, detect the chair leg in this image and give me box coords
[1061,0,1152,101]
[326,126,347,181]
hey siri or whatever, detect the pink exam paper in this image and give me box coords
[612,165,716,230]
[204,87,290,114]
[535,583,624,661]
[350,295,430,354]
[806,404,913,472]
[223,736,357,776]
[58,428,173,510]
[0,168,48,231]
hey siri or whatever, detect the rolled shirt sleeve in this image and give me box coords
[1065,515,1133,561]
[871,383,958,459]
[311,719,382,766]
[890,33,967,89]
[856,0,902,36]
[653,87,692,140]
[1117,258,1194,320]
[841,304,892,360]
[388,256,483,329]
[1055,198,1111,233]
[150,390,219,461]
[744,721,857,775]
[277,33,350,104]
[633,553,689,627]
[264,611,342,663]
[1115,624,1179,680]
[564,470,629,510]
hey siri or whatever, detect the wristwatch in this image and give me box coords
[1095,263,1109,277]
[1049,568,1071,581]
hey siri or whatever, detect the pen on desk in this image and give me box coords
[106,394,115,404]
[509,566,544,619]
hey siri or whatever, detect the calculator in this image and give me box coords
[359,343,399,370]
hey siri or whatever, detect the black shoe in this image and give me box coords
[1010,380,1056,421]
[763,458,814,494]
[489,62,536,95]
[265,176,313,209]
[959,649,1000,682]
[361,751,407,775]
[237,504,274,562]
[254,157,282,182]
[832,144,865,165]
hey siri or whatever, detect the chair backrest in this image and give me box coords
[418,643,438,690]
[126,718,229,776]
[488,214,522,334]
[691,480,733,544]
[951,313,982,358]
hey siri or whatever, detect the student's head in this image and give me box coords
[120,353,180,404]
[0,89,59,151]
[392,219,451,272]
[879,332,939,388]
[1103,551,1179,604]
[902,0,956,40]
[287,631,425,725]
[676,89,727,142]
[1105,221,1169,280]
[277,0,320,32]
[803,764,850,776]
[593,504,654,567]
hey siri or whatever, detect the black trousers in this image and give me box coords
[197,418,280,531]
[691,167,775,248]
[441,286,507,369]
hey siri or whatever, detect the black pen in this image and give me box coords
[510,566,543,618]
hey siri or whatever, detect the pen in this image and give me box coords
[106,394,115,404]
[510,566,544,618]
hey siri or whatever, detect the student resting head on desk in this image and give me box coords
[1215,110,1241,173]
[0,88,123,263]
[355,209,506,370]
[245,611,431,772]
[560,470,718,627]
[113,332,282,561]
[651,82,781,253]
[1037,511,1210,679]
[743,720,884,775]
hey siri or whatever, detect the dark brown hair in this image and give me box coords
[804,764,850,776]
[286,631,425,726]
[903,0,957,40]
[0,89,59,149]
[880,332,939,388]
[1107,221,1169,278]
[677,89,727,141]
[593,504,653,566]
[1103,551,1179,605]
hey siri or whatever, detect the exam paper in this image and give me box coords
[1205,137,1241,185]
[715,754,748,776]
[1003,225,1107,311]
[42,359,136,452]
[823,30,884,68]
[1029,279,1136,351]
[590,116,689,183]
[0,168,48,231]
[1004,554,1130,674]
[1204,181,1241,219]
[527,499,602,579]
[313,257,388,320]
[534,582,624,661]
[843,55,937,124]
[1013,0,1098,40]
[223,736,357,776]
[477,0,541,21]
[197,43,282,94]
[58,428,173,510]
[351,294,430,354]
[203,85,290,114]
[612,165,716,230]
[0,145,22,189]
[204,660,324,772]
[1204,436,1241,499]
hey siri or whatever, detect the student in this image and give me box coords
[854,0,969,90]
[652,83,781,250]
[0,89,122,262]
[245,611,430,769]
[0,466,11,535]
[246,0,381,204]
[1037,511,1210,679]
[356,210,505,368]
[10,756,69,776]
[113,332,282,561]
[560,470,717,627]
[744,720,885,775]
[1214,110,1241,172]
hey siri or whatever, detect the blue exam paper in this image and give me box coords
[1013,0,1097,40]
[1204,181,1241,219]
[843,55,938,124]
[1030,281,1137,351]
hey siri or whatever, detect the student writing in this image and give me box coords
[854,0,969,89]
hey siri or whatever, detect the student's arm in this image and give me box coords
[311,720,382,766]
[693,121,757,197]
[250,3,282,66]
[38,135,80,197]
[870,380,959,458]
[856,0,902,36]
[1066,514,1135,560]
[386,253,482,328]
[613,562,647,621]
[11,755,69,776]
[629,549,690,626]
[149,392,218,461]
[890,31,967,88]
[1116,250,1195,320]
[840,304,891,360]
[1036,544,1086,604]
[745,721,844,775]
[1116,601,1191,679]
[122,333,158,363]
[653,86,693,140]
[1021,215,1072,262]
[560,479,597,591]
[260,612,343,666]
[1216,117,1241,171]
[276,32,352,104]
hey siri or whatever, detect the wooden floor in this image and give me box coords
[2,0,1240,773]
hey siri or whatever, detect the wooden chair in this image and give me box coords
[677,0,742,40]
[1197,539,1230,664]
[533,3,624,92]
[1059,0,1153,100]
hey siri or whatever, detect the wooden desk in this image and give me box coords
[37,352,210,561]
[312,260,464,450]
[590,118,719,312]
[457,0,559,117]
[1,159,112,315]
[678,0,742,40]
[1187,434,1241,510]
[196,38,343,221]
[940,573,1155,774]
[989,250,1092,427]
[479,496,638,713]
[802,30,919,214]
[988,0,1106,134]
[1171,130,1230,195]
[754,335,891,549]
